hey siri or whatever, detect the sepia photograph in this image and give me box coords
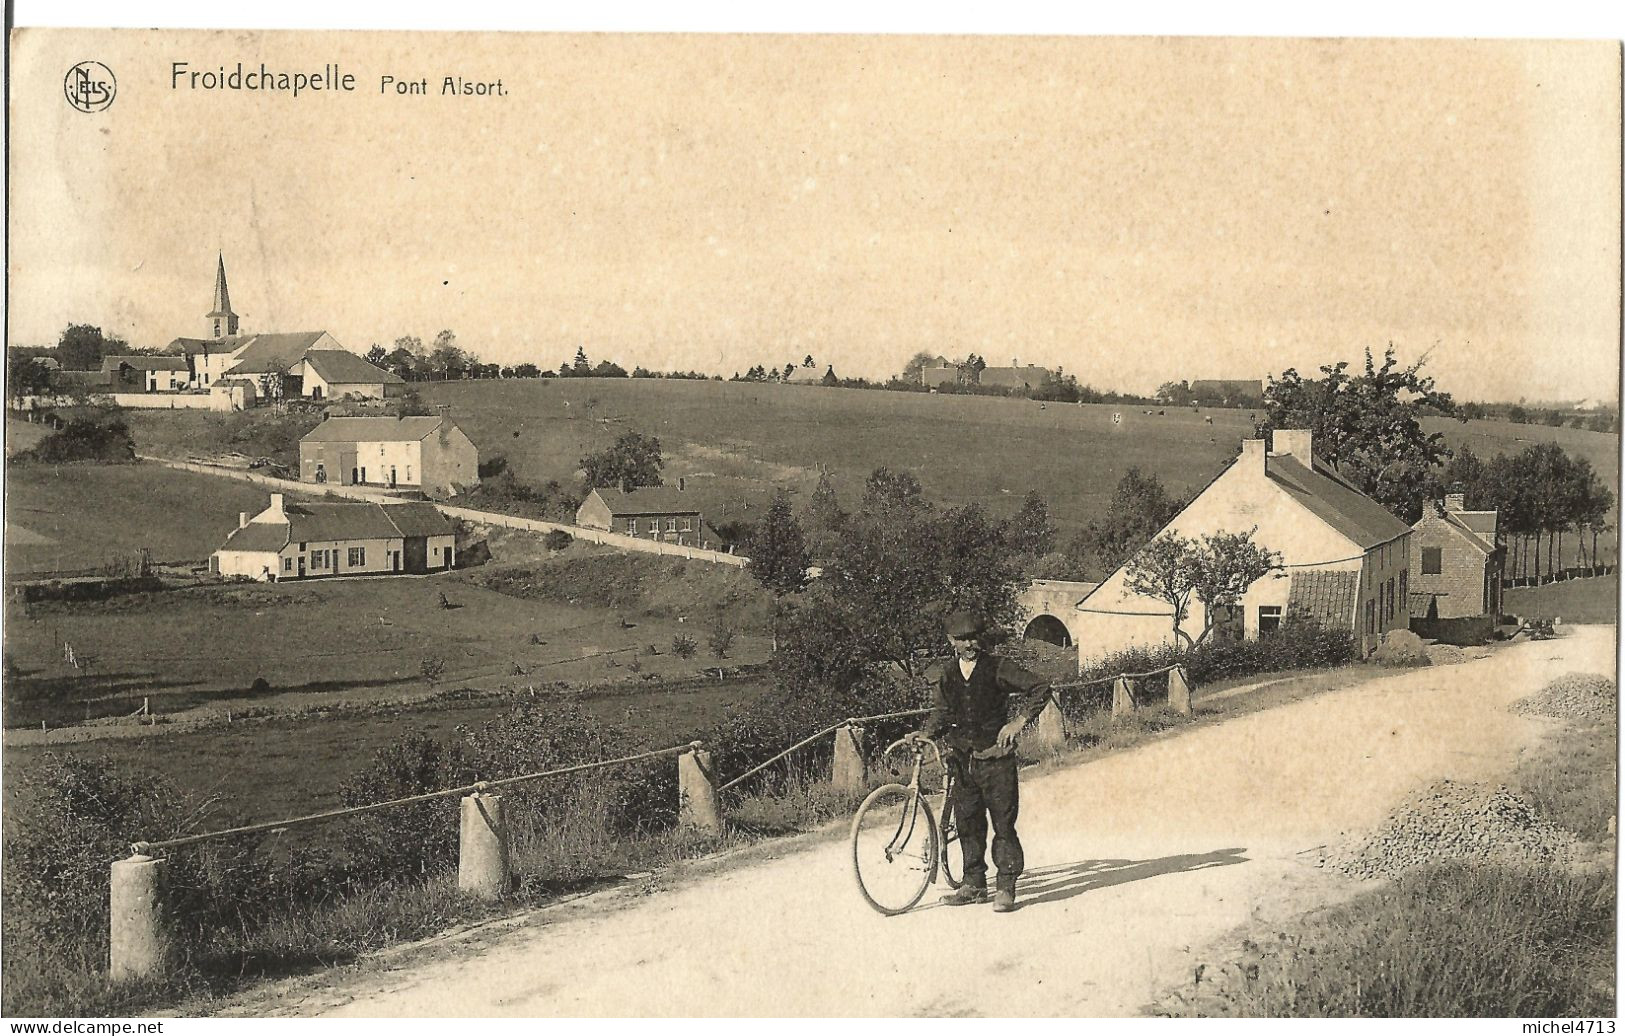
[4,7,1621,1024]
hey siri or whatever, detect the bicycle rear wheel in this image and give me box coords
[850,783,939,915]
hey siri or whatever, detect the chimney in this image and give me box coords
[266,493,286,520]
[1444,492,1466,512]
[621,477,634,494]
[239,512,249,529]
[1240,438,1267,470]
[1272,429,1313,461]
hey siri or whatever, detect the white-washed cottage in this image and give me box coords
[211,494,456,580]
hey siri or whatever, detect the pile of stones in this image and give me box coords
[1512,671,1617,724]
[1322,778,1576,880]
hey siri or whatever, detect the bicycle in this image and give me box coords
[849,735,964,915]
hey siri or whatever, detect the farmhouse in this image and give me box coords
[576,485,716,548]
[787,365,837,385]
[919,361,962,389]
[1073,429,1413,663]
[299,415,479,498]
[1409,493,1502,620]
[211,493,456,580]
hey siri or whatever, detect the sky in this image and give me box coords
[7,29,1621,403]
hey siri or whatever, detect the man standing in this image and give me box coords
[917,610,1051,912]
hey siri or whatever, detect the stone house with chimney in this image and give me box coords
[575,484,717,548]
[1409,493,1502,620]
[298,414,479,499]
[1072,429,1414,663]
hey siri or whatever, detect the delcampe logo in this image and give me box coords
[65,61,116,113]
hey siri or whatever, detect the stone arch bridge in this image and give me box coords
[1016,578,1098,648]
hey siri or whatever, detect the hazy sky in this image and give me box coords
[8,31,1620,401]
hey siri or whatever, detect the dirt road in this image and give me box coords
[236,626,1614,1018]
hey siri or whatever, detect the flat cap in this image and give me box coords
[943,610,986,638]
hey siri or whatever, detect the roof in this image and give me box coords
[224,332,330,374]
[590,486,702,516]
[787,366,832,384]
[1286,569,1360,630]
[1454,510,1499,544]
[979,366,1047,388]
[382,502,455,538]
[302,349,403,385]
[282,501,406,543]
[166,336,247,354]
[103,354,189,371]
[218,522,290,553]
[1190,379,1264,398]
[301,416,452,443]
[1265,455,1413,549]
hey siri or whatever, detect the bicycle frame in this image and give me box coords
[878,737,958,883]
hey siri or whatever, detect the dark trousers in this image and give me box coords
[950,754,1022,888]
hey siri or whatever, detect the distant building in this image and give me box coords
[978,360,1051,392]
[101,355,189,392]
[299,415,479,498]
[164,254,399,399]
[787,364,836,385]
[576,485,716,548]
[1409,493,1502,620]
[919,358,962,389]
[1188,379,1264,407]
[211,493,456,580]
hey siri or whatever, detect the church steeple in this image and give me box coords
[206,253,239,339]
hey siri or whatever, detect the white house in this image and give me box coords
[211,494,457,580]
[1073,429,1414,663]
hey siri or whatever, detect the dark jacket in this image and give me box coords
[921,654,1050,757]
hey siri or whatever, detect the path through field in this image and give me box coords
[223,626,1615,1018]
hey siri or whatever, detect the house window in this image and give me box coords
[1365,599,1376,634]
[348,547,365,567]
[1386,579,1395,622]
[1257,605,1283,636]
[1422,547,1442,575]
[625,519,637,534]
[681,517,692,531]
[283,557,293,572]
[361,467,368,483]
[1399,569,1408,609]
[667,518,677,531]
[406,466,412,482]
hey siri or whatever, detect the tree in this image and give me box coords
[783,363,796,381]
[512,362,540,378]
[591,359,629,378]
[1461,401,1487,420]
[57,324,126,370]
[901,350,939,384]
[1123,529,1281,649]
[747,490,811,596]
[802,355,816,368]
[1156,381,1195,405]
[1003,490,1058,559]
[861,467,927,516]
[7,354,56,399]
[1261,346,1457,522]
[1507,405,1529,424]
[1070,468,1184,578]
[383,347,422,381]
[364,344,388,368]
[802,469,848,559]
[427,330,469,380]
[571,346,592,376]
[580,430,664,489]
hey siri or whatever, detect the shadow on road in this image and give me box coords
[1014,848,1251,909]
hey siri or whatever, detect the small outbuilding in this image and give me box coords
[1409,493,1503,620]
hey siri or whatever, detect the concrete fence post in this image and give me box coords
[109,853,167,981]
[1030,695,1068,754]
[1111,676,1137,719]
[678,744,723,834]
[1167,666,1192,716]
[831,723,867,795]
[458,792,510,899]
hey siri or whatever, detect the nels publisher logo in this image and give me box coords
[65,61,116,113]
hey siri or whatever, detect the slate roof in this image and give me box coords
[103,355,188,371]
[979,366,1048,388]
[301,416,451,443]
[281,501,403,542]
[590,486,702,516]
[1286,569,1360,630]
[302,349,403,385]
[1452,510,1499,550]
[382,502,455,538]
[224,332,330,374]
[218,522,290,553]
[1265,455,1413,549]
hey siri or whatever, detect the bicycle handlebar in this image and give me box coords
[880,735,946,769]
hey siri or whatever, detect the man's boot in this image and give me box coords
[940,883,989,906]
[993,876,1018,913]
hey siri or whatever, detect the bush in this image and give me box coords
[543,530,573,551]
[13,415,135,464]
[1076,619,1358,690]
[419,656,448,683]
[671,634,698,659]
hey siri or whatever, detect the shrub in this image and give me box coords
[671,634,698,659]
[706,619,738,660]
[419,656,447,684]
[12,415,135,464]
[543,530,573,551]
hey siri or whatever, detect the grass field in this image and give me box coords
[4,459,280,574]
[1504,574,1620,624]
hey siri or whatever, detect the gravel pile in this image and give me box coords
[1322,779,1576,880]
[1512,671,1616,723]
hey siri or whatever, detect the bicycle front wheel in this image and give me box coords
[938,783,964,890]
[850,783,939,915]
